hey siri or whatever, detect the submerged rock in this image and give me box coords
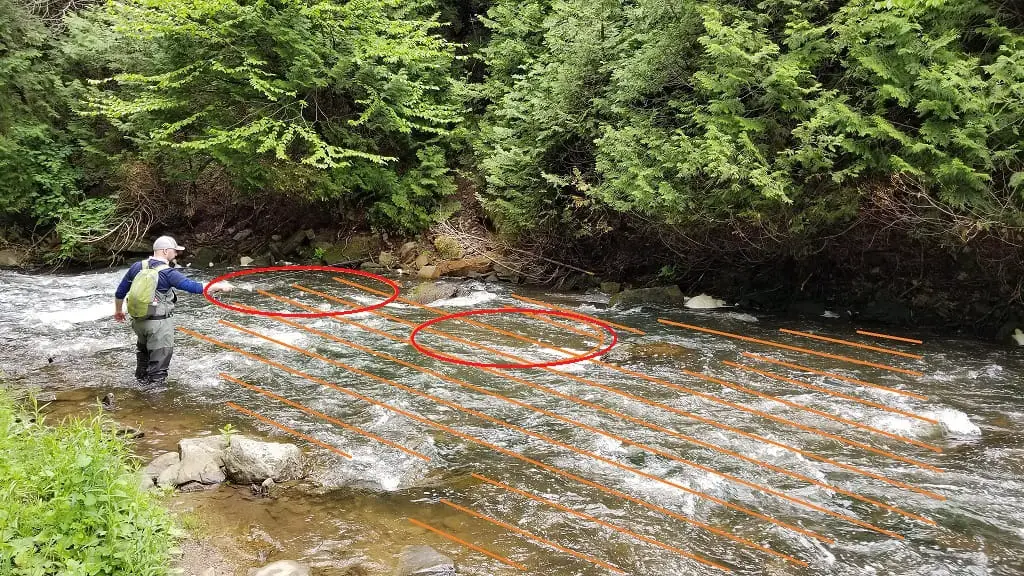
[394,545,455,576]
[609,285,686,308]
[601,342,697,364]
[250,560,310,576]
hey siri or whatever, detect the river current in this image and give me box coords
[0,266,1020,576]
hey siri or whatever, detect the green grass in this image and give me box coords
[0,390,177,575]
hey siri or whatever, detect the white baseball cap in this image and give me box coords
[153,236,186,251]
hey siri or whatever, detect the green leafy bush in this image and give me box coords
[475,0,1024,239]
[0,392,176,575]
[80,0,464,232]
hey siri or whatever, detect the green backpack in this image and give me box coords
[126,260,169,318]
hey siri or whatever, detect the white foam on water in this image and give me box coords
[595,434,625,453]
[720,312,759,323]
[256,329,307,347]
[871,415,922,436]
[432,290,499,308]
[35,303,112,328]
[378,475,401,491]
[931,408,982,437]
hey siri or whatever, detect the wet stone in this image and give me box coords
[394,545,455,576]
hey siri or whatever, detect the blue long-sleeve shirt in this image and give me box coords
[114,258,205,299]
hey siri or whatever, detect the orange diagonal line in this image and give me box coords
[510,294,647,335]
[856,330,923,345]
[292,287,932,524]
[780,329,923,360]
[178,326,807,566]
[220,373,429,461]
[246,295,836,544]
[685,370,942,473]
[719,362,942,453]
[224,401,351,459]
[658,319,924,377]
[742,353,929,401]
[724,361,936,425]
[316,281,945,500]
[440,499,627,574]
[407,518,526,571]
[333,280,924,474]
[472,473,731,572]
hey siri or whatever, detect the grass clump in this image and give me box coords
[0,391,177,575]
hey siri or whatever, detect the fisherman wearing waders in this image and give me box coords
[113,236,232,388]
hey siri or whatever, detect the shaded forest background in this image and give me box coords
[2,0,1024,333]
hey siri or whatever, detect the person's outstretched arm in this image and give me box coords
[166,268,232,294]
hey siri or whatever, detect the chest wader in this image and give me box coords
[131,286,177,387]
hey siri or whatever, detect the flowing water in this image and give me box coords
[1,267,1022,576]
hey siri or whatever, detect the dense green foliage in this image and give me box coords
[83,0,463,231]
[475,0,1024,238]
[1,0,1023,256]
[0,392,176,575]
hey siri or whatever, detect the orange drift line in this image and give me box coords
[239,304,838,545]
[510,294,647,336]
[319,281,945,501]
[334,278,923,474]
[724,361,936,425]
[224,401,352,459]
[658,319,924,377]
[685,371,942,474]
[293,288,934,525]
[261,296,883,540]
[440,499,627,575]
[742,353,929,402]
[220,373,430,461]
[177,327,806,567]
[407,518,527,571]
[856,331,923,345]
[472,473,732,572]
[719,363,942,453]
[779,329,924,360]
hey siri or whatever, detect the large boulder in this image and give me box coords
[317,234,380,265]
[436,256,490,277]
[180,436,229,466]
[394,545,455,576]
[609,285,687,308]
[279,229,315,257]
[189,246,223,268]
[222,436,304,484]
[250,560,310,576]
[0,249,24,268]
[407,282,458,305]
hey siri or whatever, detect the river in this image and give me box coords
[0,266,1021,576]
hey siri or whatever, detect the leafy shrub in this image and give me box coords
[0,391,176,575]
[475,0,1024,239]
[79,0,464,232]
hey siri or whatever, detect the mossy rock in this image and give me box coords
[316,235,381,265]
[609,285,686,308]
